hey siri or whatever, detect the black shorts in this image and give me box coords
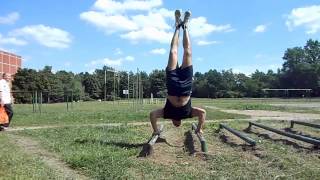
[163,98,192,120]
[166,66,193,96]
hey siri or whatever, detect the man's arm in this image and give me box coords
[149,108,164,134]
[192,107,206,133]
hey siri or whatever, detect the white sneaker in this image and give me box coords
[182,10,191,29]
[175,9,182,28]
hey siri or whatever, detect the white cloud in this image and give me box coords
[114,48,123,55]
[64,61,71,67]
[254,24,267,33]
[120,27,171,43]
[232,64,281,76]
[22,56,31,62]
[102,58,122,66]
[125,56,135,61]
[231,53,282,75]
[196,57,203,62]
[132,12,171,30]
[0,47,18,54]
[80,10,171,42]
[286,5,320,34]
[87,58,122,66]
[81,1,233,44]
[150,48,166,55]
[0,12,20,25]
[151,8,173,18]
[80,11,138,34]
[10,25,72,48]
[0,33,27,46]
[86,55,135,68]
[197,40,219,46]
[255,54,264,59]
[190,17,234,37]
[93,0,162,14]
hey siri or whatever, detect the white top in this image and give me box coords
[0,79,12,104]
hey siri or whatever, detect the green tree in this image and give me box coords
[149,69,166,98]
[280,39,320,96]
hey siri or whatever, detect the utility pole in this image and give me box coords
[113,68,116,102]
[127,73,129,100]
[104,69,106,101]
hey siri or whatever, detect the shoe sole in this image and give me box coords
[175,10,182,27]
[183,11,191,23]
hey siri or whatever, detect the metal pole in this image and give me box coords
[113,69,115,103]
[117,73,120,104]
[139,73,142,104]
[290,121,320,129]
[219,124,256,146]
[71,91,73,109]
[192,123,207,152]
[132,80,135,108]
[136,68,139,110]
[66,93,69,111]
[249,122,320,146]
[148,124,164,145]
[35,91,38,113]
[127,73,129,100]
[104,69,106,101]
[39,91,42,114]
[32,91,35,113]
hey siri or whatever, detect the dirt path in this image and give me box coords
[138,126,208,173]
[205,106,320,121]
[7,134,90,180]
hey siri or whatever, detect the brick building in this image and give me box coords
[0,50,22,75]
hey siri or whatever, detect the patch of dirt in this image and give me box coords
[7,134,89,180]
[138,125,208,167]
[270,103,320,109]
[205,106,320,121]
[218,130,266,160]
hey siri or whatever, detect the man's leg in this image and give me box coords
[167,10,181,71]
[150,108,164,134]
[181,11,192,69]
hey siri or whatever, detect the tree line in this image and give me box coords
[12,39,320,103]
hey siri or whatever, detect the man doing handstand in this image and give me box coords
[150,10,206,135]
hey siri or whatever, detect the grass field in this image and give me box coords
[1,98,320,179]
[11,99,250,127]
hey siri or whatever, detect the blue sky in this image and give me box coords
[1,0,320,75]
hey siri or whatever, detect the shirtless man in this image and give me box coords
[149,10,206,135]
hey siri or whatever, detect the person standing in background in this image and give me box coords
[0,73,14,130]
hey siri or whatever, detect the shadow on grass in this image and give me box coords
[184,130,196,155]
[283,128,320,150]
[138,137,167,157]
[219,134,256,151]
[245,127,320,151]
[74,138,145,148]
[283,128,320,141]
[74,137,169,157]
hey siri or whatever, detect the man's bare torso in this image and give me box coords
[167,95,190,107]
